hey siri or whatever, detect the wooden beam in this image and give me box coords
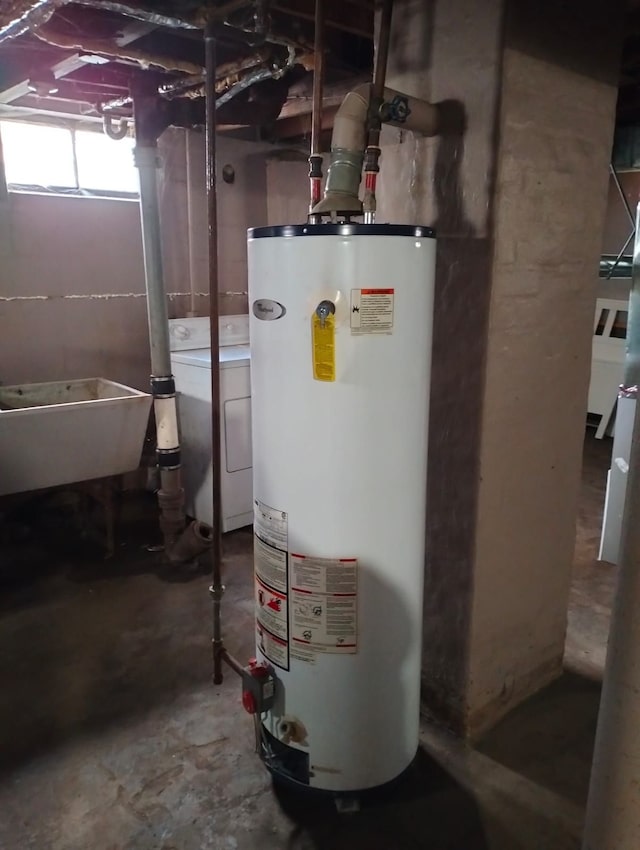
[0,19,155,104]
[273,0,373,39]
[270,103,338,139]
[278,74,368,119]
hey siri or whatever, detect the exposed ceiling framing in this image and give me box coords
[2,1,640,142]
[0,0,374,140]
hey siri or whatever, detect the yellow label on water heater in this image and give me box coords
[312,313,335,382]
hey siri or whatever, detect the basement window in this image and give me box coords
[0,120,139,198]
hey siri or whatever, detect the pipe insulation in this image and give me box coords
[0,0,199,42]
[311,83,439,216]
[32,25,204,75]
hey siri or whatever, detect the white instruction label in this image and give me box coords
[254,535,287,593]
[291,644,316,665]
[290,555,357,654]
[253,500,289,670]
[254,499,288,551]
[257,623,289,670]
[350,288,394,333]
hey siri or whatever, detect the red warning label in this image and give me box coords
[350,288,394,334]
[255,577,288,642]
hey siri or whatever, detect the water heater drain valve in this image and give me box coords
[241,658,276,715]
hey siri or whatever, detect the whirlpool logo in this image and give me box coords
[253,299,286,320]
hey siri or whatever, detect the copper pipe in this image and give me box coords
[371,0,392,113]
[271,2,372,39]
[310,0,325,157]
[308,0,325,217]
[204,21,225,687]
[363,0,393,222]
[221,648,244,677]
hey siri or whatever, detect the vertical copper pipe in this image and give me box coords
[308,0,325,216]
[363,0,393,222]
[205,21,225,686]
[371,0,392,111]
[310,0,325,157]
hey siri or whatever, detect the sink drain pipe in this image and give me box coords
[132,80,212,563]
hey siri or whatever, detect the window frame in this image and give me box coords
[0,119,139,201]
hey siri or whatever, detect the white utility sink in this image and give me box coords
[0,377,152,496]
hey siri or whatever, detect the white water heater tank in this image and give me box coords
[248,223,436,793]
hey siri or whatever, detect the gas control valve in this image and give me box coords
[241,658,276,715]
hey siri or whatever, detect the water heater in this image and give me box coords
[247,223,435,793]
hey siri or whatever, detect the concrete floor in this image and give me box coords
[0,431,616,849]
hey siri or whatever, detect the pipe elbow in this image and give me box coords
[310,84,370,216]
[331,85,370,151]
[103,114,129,141]
[311,82,439,217]
[167,519,214,564]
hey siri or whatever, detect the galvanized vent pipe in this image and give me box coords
[133,139,187,552]
[132,83,211,564]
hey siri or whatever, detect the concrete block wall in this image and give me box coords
[265,154,314,225]
[0,129,272,391]
[466,2,622,736]
[377,0,622,737]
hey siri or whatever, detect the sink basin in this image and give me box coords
[0,378,152,496]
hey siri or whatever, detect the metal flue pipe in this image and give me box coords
[133,100,186,552]
[132,83,211,565]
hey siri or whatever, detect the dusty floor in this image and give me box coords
[0,431,616,849]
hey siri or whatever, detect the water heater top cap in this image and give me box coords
[248,223,436,239]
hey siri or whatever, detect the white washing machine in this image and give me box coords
[169,315,252,532]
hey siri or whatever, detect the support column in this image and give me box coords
[380,0,623,736]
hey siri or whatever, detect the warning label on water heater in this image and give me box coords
[290,554,358,657]
[254,499,290,670]
[350,288,394,334]
[254,499,288,552]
